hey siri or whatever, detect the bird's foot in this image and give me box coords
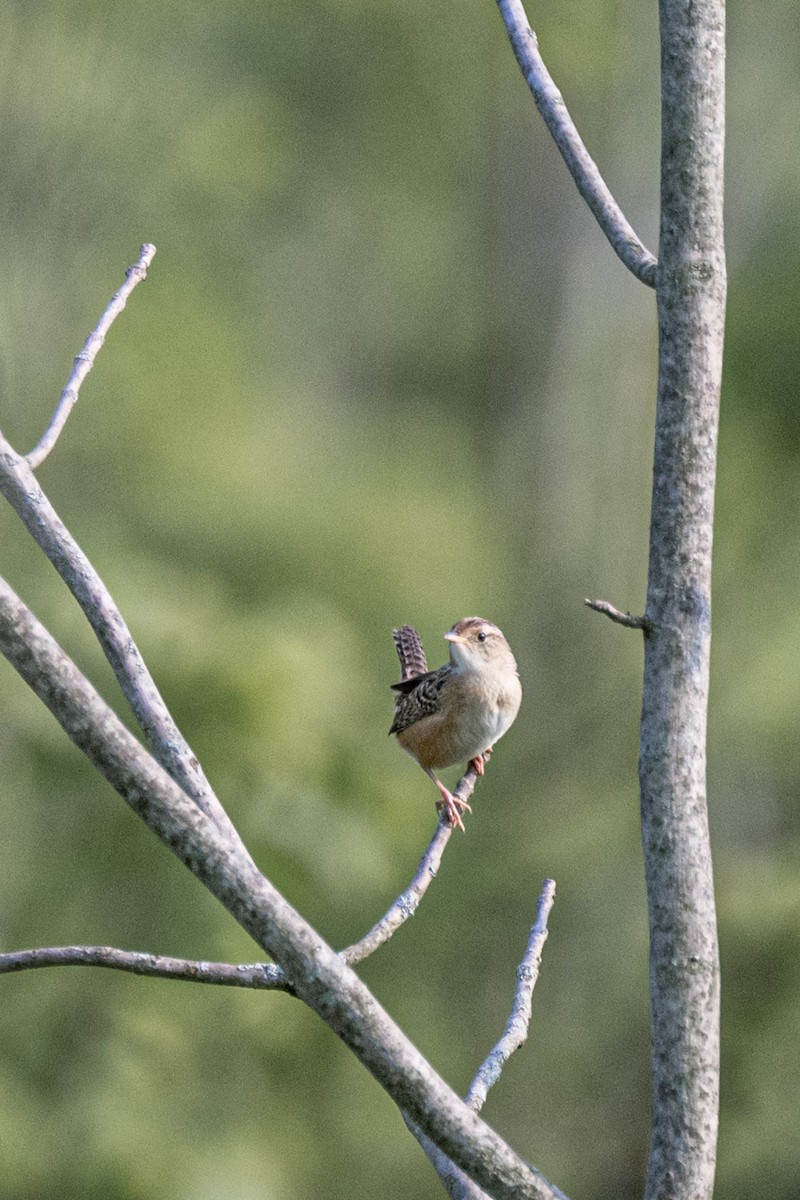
[469,754,486,777]
[435,790,472,832]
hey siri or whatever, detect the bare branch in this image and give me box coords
[584,597,651,633]
[0,768,495,1001]
[466,879,555,1112]
[0,575,564,1200]
[342,821,453,965]
[0,945,292,992]
[0,432,240,843]
[495,0,657,287]
[341,758,485,965]
[26,244,156,469]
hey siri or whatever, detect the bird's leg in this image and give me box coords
[425,768,471,832]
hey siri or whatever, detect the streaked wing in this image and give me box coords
[389,665,450,735]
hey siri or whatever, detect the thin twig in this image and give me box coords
[584,597,651,633]
[0,434,242,842]
[495,0,657,287]
[341,758,484,965]
[404,1115,493,1200]
[341,821,453,964]
[466,878,556,1112]
[408,880,562,1200]
[26,244,156,469]
[0,945,293,992]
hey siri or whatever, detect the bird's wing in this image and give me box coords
[389,665,450,735]
[392,624,428,681]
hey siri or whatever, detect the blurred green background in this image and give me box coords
[0,2,797,1197]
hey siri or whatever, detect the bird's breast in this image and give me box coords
[396,670,521,770]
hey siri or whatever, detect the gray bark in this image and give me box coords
[640,4,726,1199]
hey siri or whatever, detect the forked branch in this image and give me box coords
[0,758,491,986]
[0,574,562,1200]
[408,880,561,1199]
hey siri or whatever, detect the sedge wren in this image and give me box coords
[389,618,522,830]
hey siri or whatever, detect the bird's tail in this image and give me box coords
[392,624,428,681]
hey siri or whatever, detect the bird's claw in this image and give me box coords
[436,792,472,832]
[469,754,486,777]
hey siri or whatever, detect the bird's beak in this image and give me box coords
[444,630,467,645]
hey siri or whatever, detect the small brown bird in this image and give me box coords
[389,618,522,830]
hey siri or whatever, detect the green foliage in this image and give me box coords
[1,2,798,1197]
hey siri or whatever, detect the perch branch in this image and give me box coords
[495,0,657,287]
[26,244,156,469]
[0,432,240,842]
[0,576,563,1200]
[341,758,486,965]
[584,597,651,632]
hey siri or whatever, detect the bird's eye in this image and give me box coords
[477,631,487,643]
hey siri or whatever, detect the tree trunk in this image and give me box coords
[641,3,726,1199]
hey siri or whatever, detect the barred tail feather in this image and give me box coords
[392,624,428,680]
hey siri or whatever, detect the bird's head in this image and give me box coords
[444,617,517,677]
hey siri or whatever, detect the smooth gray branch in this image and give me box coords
[26,244,156,469]
[584,597,651,633]
[0,575,563,1200]
[0,945,292,992]
[341,759,485,965]
[0,432,238,842]
[495,0,657,287]
[466,878,555,1112]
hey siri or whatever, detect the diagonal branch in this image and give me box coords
[0,769,484,986]
[0,637,490,992]
[0,575,564,1200]
[465,878,555,1112]
[341,760,485,965]
[0,874,557,1195]
[406,1122,495,1200]
[0,431,239,842]
[26,244,156,469]
[0,710,489,988]
[495,0,657,287]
